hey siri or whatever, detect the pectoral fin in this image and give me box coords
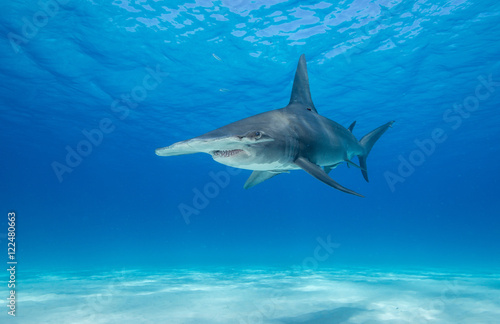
[295,157,364,197]
[324,163,341,174]
[244,171,282,189]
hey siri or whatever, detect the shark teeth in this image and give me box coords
[212,149,244,158]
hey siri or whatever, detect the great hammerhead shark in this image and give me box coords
[156,55,394,197]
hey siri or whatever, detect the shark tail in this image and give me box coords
[358,121,395,182]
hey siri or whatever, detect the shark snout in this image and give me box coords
[155,136,246,157]
[156,132,276,157]
[155,147,171,156]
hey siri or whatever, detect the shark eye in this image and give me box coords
[242,130,263,141]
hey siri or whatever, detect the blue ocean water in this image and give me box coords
[1,0,500,323]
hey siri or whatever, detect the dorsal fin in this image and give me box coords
[348,121,356,132]
[289,54,317,113]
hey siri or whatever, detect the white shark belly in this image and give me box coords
[219,161,299,171]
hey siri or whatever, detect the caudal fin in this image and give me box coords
[358,121,395,182]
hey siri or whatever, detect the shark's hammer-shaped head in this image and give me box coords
[155,111,290,170]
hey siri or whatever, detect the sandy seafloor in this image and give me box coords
[1,267,499,324]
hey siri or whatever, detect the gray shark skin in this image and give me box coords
[156,54,394,197]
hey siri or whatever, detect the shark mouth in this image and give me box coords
[212,149,244,158]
